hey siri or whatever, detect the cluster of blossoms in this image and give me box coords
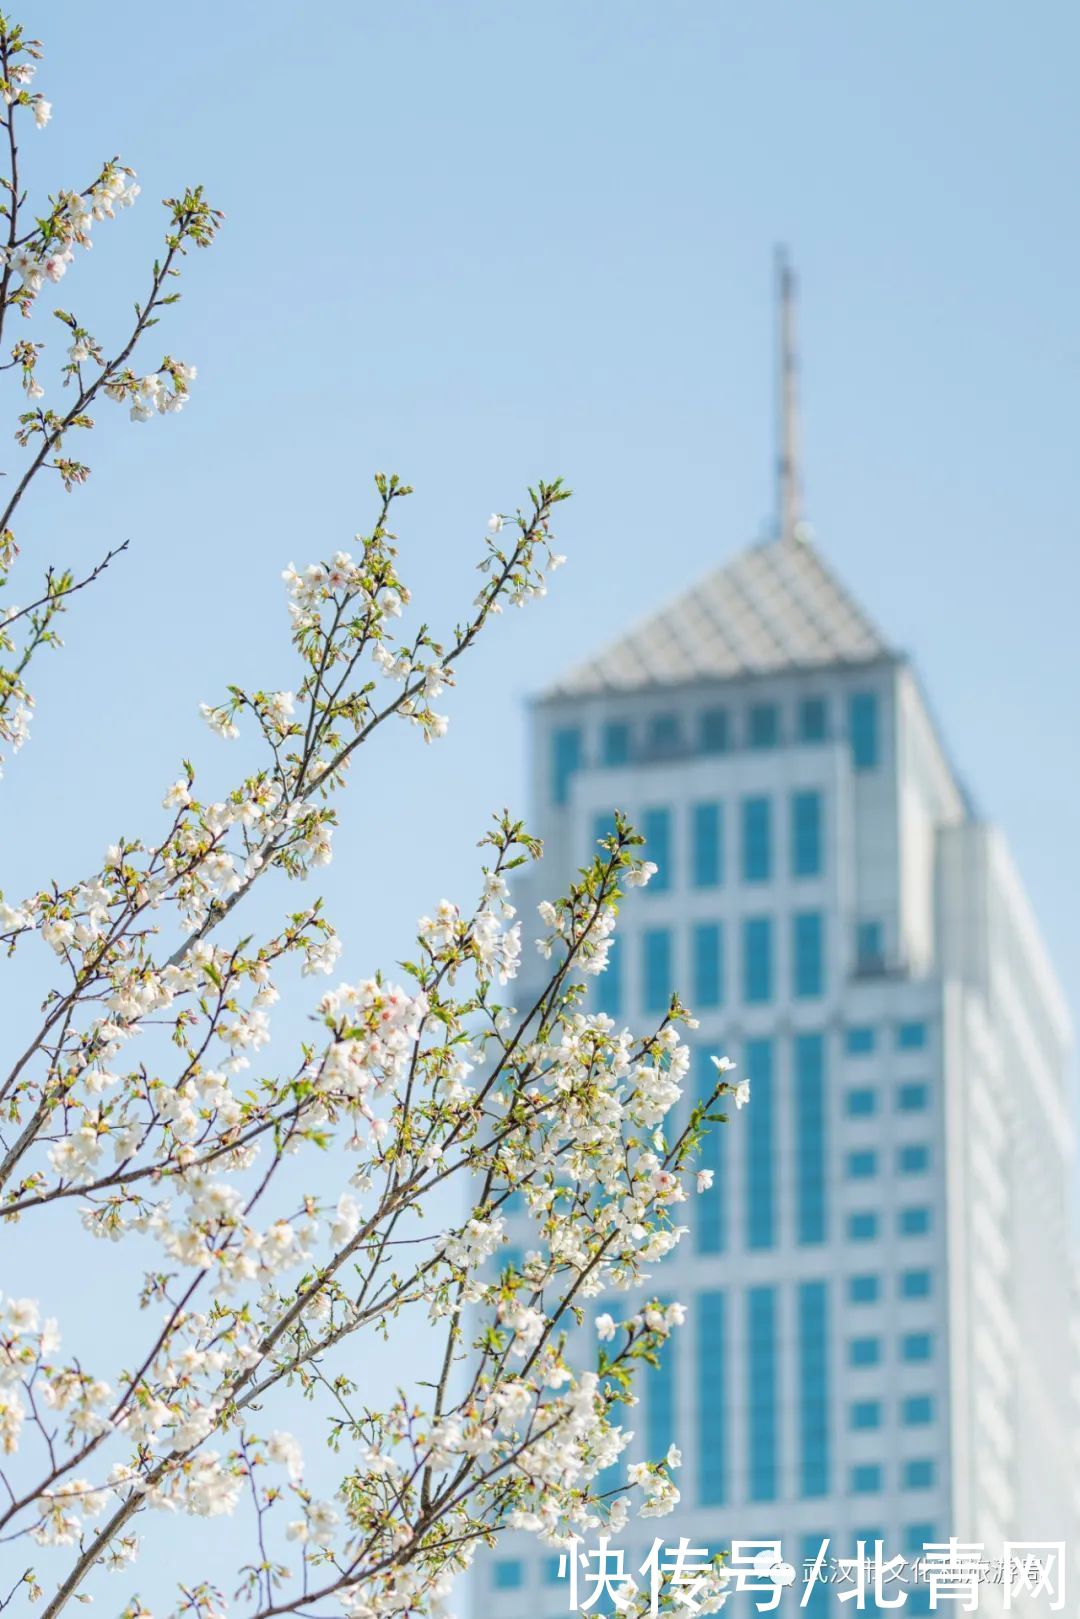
[0,760,739,1618]
[2,168,140,303]
[0,22,737,1610]
[110,358,197,422]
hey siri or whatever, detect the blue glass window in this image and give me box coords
[851,1464,883,1494]
[849,691,879,771]
[741,795,772,882]
[543,1555,563,1584]
[692,922,723,1009]
[700,707,730,753]
[791,790,823,877]
[905,1524,936,1555]
[848,1275,879,1304]
[845,1025,876,1056]
[849,1336,880,1368]
[493,1559,523,1589]
[697,1291,726,1503]
[694,1049,725,1254]
[900,1269,931,1300]
[848,1211,879,1241]
[856,920,885,973]
[596,934,622,1018]
[845,1087,877,1118]
[798,1281,829,1497]
[899,1207,931,1237]
[847,1150,878,1179]
[904,1459,935,1489]
[642,807,671,891]
[642,929,673,1015]
[648,713,681,758]
[898,1144,930,1175]
[898,1082,929,1111]
[745,1039,775,1250]
[742,917,773,1004]
[902,1332,933,1363]
[793,911,825,998]
[691,802,723,888]
[903,1395,934,1426]
[646,1312,676,1457]
[601,721,631,766]
[795,1033,826,1245]
[748,702,780,749]
[551,725,581,805]
[850,1400,881,1431]
[897,1020,928,1051]
[747,1286,778,1501]
[799,696,828,742]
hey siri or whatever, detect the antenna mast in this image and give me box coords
[776,246,803,542]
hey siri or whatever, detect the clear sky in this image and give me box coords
[15,0,1075,1031]
[5,0,1080,1276]
[2,2,1078,1603]
[6,0,1080,1233]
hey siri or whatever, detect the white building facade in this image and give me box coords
[475,533,1076,1616]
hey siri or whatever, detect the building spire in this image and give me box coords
[776,245,804,543]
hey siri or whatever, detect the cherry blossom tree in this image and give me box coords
[0,15,741,1618]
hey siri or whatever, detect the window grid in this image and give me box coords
[692,921,724,1009]
[850,691,879,770]
[743,916,774,1004]
[648,713,681,758]
[898,1082,929,1112]
[791,790,823,877]
[747,1286,778,1501]
[850,1400,881,1431]
[700,707,729,754]
[745,1040,775,1249]
[793,911,825,998]
[697,1292,726,1504]
[596,934,622,1018]
[898,1144,930,1175]
[846,1087,877,1117]
[694,1048,725,1254]
[795,1034,826,1244]
[601,721,630,766]
[642,807,672,892]
[798,1280,829,1497]
[691,802,723,888]
[642,929,672,1015]
[741,796,772,882]
[799,696,828,742]
[748,702,780,749]
[646,1300,676,1458]
[552,726,581,804]
[845,1025,876,1056]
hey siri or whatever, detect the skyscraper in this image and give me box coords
[476,262,1076,1617]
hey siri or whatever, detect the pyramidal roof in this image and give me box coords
[547,534,893,699]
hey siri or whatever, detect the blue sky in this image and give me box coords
[4,0,1076,1259]
[14,0,1074,1027]
[2,0,1077,1602]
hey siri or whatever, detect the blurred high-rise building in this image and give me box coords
[475,260,1076,1617]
